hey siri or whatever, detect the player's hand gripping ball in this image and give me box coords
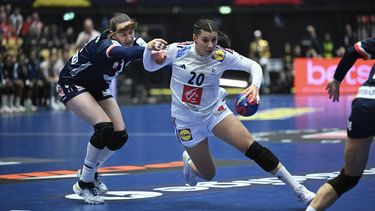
[234,93,259,117]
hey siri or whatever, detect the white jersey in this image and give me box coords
[143,42,263,119]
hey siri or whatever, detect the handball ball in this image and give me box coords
[234,93,259,117]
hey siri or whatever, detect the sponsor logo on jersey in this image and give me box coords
[182,85,203,105]
[212,49,225,62]
[178,129,192,141]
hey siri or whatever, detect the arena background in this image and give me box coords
[1,0,375,210]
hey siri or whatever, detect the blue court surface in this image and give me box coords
[0,94,374,211]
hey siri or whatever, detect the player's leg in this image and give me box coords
[307,136,373,211]
[66,92,111,204]
[184,139,216,182]
[213,113,315,204]
[174,117,216,186]
[96,97,126,167]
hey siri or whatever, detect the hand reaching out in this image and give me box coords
[326,79,341,102]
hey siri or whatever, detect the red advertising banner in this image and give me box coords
[294,58,374,94]
[234,0,302,5]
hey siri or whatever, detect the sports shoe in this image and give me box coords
[77,170,108,194]
[73,181,104,204]
[294,185,316,205]
[182,150,198,186]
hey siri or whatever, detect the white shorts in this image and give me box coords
[173,99,233,148]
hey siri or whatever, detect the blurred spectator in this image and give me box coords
[301,25,323,57]
[282,42,293,93]
[0,51,4,113]
[40,48,65,110]
[14,53,30,111]
[357,14,374,40]
[322,32,334,58]
[9,7,23,36]
[0,11,12,39]
[128,27,155,104]
[21,15,31,38]
[1,28,23,55]
[62,26,76,54]
[293,43,302,57]
[335,46,346,57]
[248,29,271,93]
[29,12,43,38]
[343,23,356,48]
[2,52,24,112]
[74,18,100,50]
[27,49,43,110]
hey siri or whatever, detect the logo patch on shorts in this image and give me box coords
[178,129,192,141]
[214,104,227,116]
[347,120,352,131]
[102,89,111,97]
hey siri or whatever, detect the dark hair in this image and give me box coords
[109,13,136,32]
[193,19,231,48]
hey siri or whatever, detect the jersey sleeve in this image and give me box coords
[333,38,374,82]
[143,43,178,72]
[100,39,144,60]
[353,38,375,60]
[223,50,263,88]
[134,37,147,47]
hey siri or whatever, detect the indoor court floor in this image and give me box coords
[0,94,374,211]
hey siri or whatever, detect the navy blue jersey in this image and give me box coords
[334,38,375,87]
[59,31,145,90]
[354,38,375,87]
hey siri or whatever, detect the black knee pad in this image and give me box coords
[328,169,361,197]
[89,122,114,149]
[245,141,279,172]
[107,129,128,150]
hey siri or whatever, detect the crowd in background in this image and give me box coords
[249,17,374,93]
[0,2,374,115]
[0,3,100,114]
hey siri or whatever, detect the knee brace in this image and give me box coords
[327,169,361,197]
[106,129,128,150]
[245,141,279,172]
[89,122,114,149]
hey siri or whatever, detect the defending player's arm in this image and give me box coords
[326,40,368,102]
[108,45,145,60]
[143,42,176,72]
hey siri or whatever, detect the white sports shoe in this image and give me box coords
[77,170,108,194]
[73,181,104,204]
[294,185,316,205]
[182,150,198,186]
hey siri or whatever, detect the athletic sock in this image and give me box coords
[80,143,102,182]
[305,206,317,211]
[96,147,115,168]
[274,165,300,190]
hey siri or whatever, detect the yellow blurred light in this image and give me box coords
[33,0,91,7]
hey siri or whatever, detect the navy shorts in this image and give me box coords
[347,98,375,139]
[57,80,113,104]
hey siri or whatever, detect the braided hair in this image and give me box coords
[193,19,231,48]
